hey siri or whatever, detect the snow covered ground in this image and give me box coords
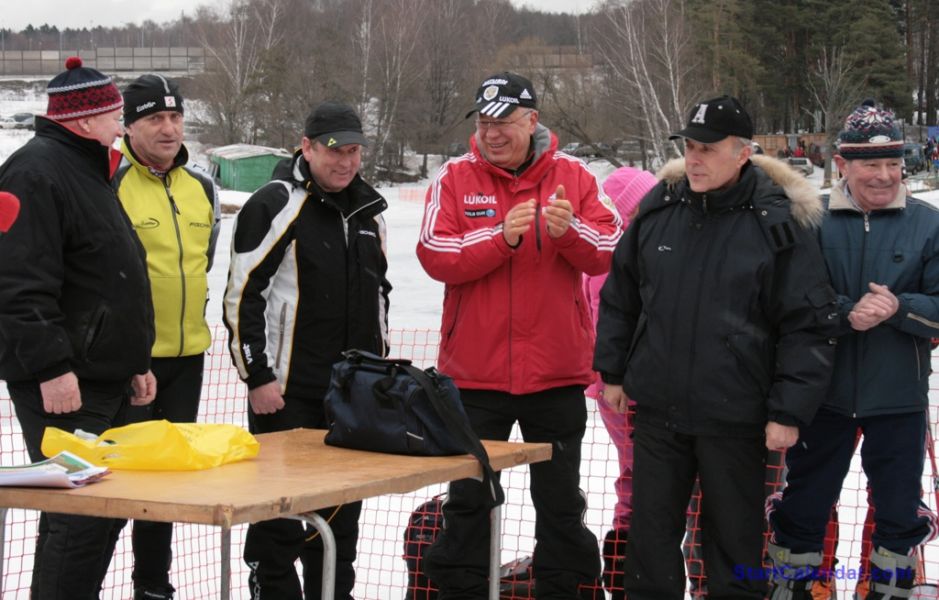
[4,86,939,598]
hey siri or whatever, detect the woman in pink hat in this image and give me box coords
[583,165,658,600]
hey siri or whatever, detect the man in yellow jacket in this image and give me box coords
[114,73,219,600]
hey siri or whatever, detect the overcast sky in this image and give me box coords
[7,0,597,31]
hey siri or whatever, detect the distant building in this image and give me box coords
[0,48,212,76]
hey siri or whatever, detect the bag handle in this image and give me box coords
[342,348,412,368]
[340,350,411,410]
[402,364,505,509]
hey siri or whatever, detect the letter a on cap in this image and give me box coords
[691,104,708,125]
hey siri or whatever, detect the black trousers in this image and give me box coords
[123,354,205,595]
[769,408,935,556]
[8,378,130,600]
[424,385,600,600]
[244,396,361,600]
[623,423,767,600]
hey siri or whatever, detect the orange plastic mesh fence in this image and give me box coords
[0,324,936,599]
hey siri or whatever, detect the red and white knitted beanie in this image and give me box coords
[46,56,123,121]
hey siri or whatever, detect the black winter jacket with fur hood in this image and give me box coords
[594,155,837,436]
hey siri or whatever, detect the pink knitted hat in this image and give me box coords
[602,166,658,220]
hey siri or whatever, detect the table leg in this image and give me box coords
[290,512,335,599]
[488,504,502,600]
[0,507,7,597]
[220,525,231,600]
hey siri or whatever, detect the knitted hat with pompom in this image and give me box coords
[837,99,904,160]
[46,56,123,121]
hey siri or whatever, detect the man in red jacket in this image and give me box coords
[417,71,621,599]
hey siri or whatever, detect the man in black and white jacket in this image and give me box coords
[224,100,390,600]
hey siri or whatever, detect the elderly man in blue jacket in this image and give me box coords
[767,100,939,600]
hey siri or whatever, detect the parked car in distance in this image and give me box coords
[561,142,582,155]
[808,143,828,168]
[11,112,34,130]
[445,141,468,157]
[591,142,613,158]
[612,138,640,159]
[787,157,814,176]
[562,142,597,157]
[561,141,612,159]
[903,143,925,175]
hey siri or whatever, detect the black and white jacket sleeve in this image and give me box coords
[223,181,302,390]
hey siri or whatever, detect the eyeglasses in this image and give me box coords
[475,110,533,132]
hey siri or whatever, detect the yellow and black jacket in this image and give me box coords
[114,138,219,358]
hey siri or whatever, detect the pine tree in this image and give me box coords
[824,0,911,118]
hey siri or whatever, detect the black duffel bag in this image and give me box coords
[324,349,504,507]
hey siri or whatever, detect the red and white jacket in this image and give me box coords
[417,126,623,394]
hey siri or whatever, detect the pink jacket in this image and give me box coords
[584,166,659,398]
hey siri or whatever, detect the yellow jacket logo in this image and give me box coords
[136,217,159,229]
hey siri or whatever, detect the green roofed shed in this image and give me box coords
[206,144,293,193]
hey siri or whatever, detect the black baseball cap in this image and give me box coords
[304,101,369,148]
[670,95,753,143]
[466,71,538,119]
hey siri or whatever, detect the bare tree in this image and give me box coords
[925,0,939,127]
[360,0,428,180]
[595,0,699,167]
[412,0,477,175]
[535,66,623,167]
[804,46,863,187]
[352,0,374,119]
[194,0,286,144]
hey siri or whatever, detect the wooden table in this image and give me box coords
[0,428,551,599]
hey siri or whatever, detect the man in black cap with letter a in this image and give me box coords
[594,95,837,600]
[224,101,390,599]
[113,73,220,600]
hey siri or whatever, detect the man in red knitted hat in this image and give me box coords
[0,57,156,599]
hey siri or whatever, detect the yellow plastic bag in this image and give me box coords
[41,420,260,471]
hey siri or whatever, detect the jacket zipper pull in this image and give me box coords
[165,182,181,214]
[535,201,542,251]
[864,213,870,233]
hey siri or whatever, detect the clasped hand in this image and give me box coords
[502,185,574,246]
[848,282,898,331]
